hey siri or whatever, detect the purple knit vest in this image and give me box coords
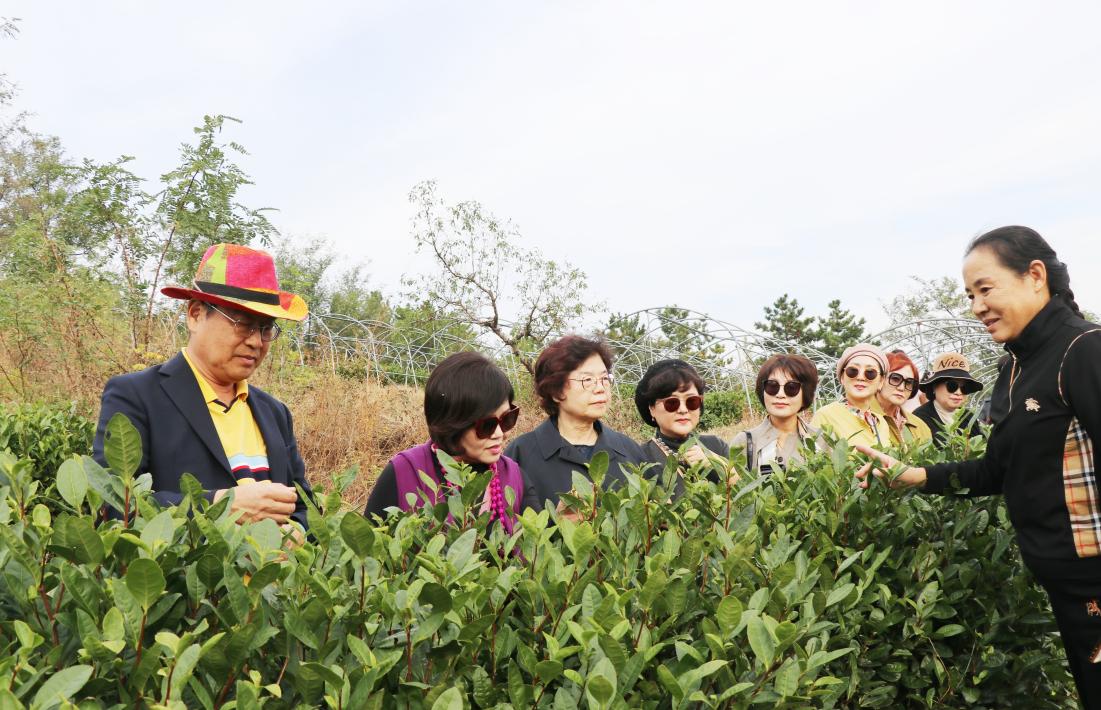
[391,442,524,517]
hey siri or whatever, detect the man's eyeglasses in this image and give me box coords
[208,304,282,342]
[472,405,520,439]
[764,380,802,397]
[569,374,613,391]
[657,394,703,412]
[886,373,917,391]
[844,366,880,381]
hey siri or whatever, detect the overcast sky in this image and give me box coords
[5,1,1101,333]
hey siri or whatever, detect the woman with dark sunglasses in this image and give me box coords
[912,351,984,447]
[731,354,821,473]
[810,343,893,448]
[363,352,530,530]
[634,360,730,493]
[874,350,932,446]
[856,227,1101,704]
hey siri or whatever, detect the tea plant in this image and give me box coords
[0,414,1074,708]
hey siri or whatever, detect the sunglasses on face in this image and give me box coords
[471,405,520,439]
[886,373,917,390]
[763,379,802,397]
[844,366,880,381]
[658,395,703,413]
[943,380,967,394]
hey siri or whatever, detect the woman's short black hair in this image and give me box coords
[533,335,614,416]
[424,351,514,455]
[634,359,707,427]
[755,353,819,411]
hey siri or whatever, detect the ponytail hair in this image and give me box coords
[966,226,1084,319]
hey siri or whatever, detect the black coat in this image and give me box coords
[640,433,729,498]
[504,417,647,511]
[924,299,1101,564]
[912,401,982,448]
[92,353,313,528]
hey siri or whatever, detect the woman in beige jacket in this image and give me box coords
[730,354,821,473]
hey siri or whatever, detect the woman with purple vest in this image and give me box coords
[363,352,527,533]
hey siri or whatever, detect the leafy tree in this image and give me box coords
[405,180,597,375]
[883,275,972,325]
[328,266,389,324]
[755,294,816,346]
[813,298,870,358]
[65,115,276,347]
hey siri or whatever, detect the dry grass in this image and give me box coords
[4,324,766,513]
[264,371,768,511]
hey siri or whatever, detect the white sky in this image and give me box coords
[5,1,1101,333]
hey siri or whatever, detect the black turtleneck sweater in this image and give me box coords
[923,298,1101,567]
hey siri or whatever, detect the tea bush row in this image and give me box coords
[0,414,1075,708]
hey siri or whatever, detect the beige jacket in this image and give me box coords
[729,417,820,472]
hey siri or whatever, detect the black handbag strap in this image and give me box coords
[744,431,754,471]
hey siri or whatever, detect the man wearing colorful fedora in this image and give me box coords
[93,243,314,531]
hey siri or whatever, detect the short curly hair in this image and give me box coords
[754,353,819,411]
[533,335,614,416]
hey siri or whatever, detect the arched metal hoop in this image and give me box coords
[289,308,1001,408]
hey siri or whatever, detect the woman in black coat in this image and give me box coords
[634,359,728,496]
[505,336,646,514]
[912,351,984,447]
[857,226,1101,706]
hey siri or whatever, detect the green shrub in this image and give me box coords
[0,401,94,481]
[0,416,1074,708]
[699,390,747,430]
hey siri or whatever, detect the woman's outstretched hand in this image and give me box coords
[853,444,928,489]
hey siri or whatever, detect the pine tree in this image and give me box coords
[755,294,817,346]
[814,299,870,358]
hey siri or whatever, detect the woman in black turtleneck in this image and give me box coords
[635,359,729,497]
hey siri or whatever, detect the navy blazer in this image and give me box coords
[505,417,647,512]
[92,353,313,528]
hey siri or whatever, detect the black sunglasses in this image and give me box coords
[887,373,917,391]
[471,405,520,439]
[844,366,880,381]
[658,395,703,413]
[763,380,802,397]
[943,380,967,394]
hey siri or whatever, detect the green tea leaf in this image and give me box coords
[419,582,452,614]
[716,596,743,637]
[103,413,142,480]
[64,517,105,565]
[446,528,478,571]
[57,457,88,509]
[825,582,855,608]
[933,624,966,639]
[430,687,462,710]
[340,512,376,559]
[140,509,178,553]
[30,665,93,710]
[125,557,166,610]
[746,616,775,668]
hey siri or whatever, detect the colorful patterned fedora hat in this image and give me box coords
[161,243,308,321]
